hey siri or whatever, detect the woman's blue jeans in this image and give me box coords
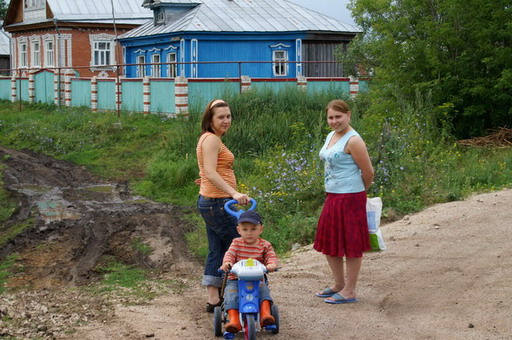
[197,195,239,287]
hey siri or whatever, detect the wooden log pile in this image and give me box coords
[457,127,512,147]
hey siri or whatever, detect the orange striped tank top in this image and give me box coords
[197,132,237,198]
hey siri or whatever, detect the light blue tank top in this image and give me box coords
[319,129,365,193]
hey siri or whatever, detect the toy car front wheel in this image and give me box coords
[271,304,280,334]
[243,314,256,340]
[213,306,223,337]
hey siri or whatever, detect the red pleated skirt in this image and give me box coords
[314,192,371,258]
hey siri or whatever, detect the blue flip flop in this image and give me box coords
[316,287,337,298]
[324,293,358,304]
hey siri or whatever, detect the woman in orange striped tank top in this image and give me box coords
[196,99,251,312]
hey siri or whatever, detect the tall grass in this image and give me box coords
[0,89,511,256]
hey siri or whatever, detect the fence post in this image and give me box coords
[297,75,307,91]
[91,76,98,112]
[175,76,188,116]
[241,76,251,93]
[143,76,150,114]
[28,71,35,104]
[64,72,72,107]
[115,76,122,115]
[54,71,59,105]
[349,76,359,98]
[11,72,17,103]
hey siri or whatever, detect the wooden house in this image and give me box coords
[3,0,152,77]
[119,0,360,79]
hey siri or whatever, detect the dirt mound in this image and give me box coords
[0,146,195,287]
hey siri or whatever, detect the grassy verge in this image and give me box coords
[1,92,511,258]
[0,255,18,294]
[0,161,17,224]
[85,257,188,304]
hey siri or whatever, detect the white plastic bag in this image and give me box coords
[366,197,386,251]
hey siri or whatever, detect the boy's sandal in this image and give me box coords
[324,293,358,304]
[206,301,221,313]
[316,287,338,298]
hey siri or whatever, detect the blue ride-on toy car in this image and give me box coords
[214,258,280,339]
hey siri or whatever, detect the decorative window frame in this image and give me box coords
[24,0,45,10]
[89,33,116,71]
[270,43,291,77]
[44,39,55,67]
[151,53,161,77]
[11,38,17,69]
[136,54,146,78]
[167,52,177,78]
[190,39,198,78]
[31,39,41,68]
[53,33,72,68]
[156,9,165,25]
[179,39,185,77]
[295,39,303,77]
[18,36,28,68]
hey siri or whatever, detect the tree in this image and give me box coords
[0,0,7,20]
[344,0,512,137]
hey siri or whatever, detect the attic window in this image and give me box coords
[156,10,165,24]
[25,0,45,10]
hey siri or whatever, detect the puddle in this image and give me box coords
[36,200,81,223]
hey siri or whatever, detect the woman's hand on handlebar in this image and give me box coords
[232,192,250,205]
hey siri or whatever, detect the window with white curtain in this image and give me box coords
[273,50,288,76]
[32,41,41,67]
[20,42,28,67]
[137,55,145,78]
[92,41,112,66]
[167,53,177,78]
[151,54,160,77]
[45,40,54,67]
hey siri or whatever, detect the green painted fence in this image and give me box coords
[0,70,368,114]
[71,79,91,107]
[0,78,10,100]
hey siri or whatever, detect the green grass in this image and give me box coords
[1,92,511,260]
[0,219,34,249]
[0,255,18,294]
[0,161,17,223]
[131,237,153,256]
[86,257,189,303]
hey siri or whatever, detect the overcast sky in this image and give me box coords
[288,0,356,27]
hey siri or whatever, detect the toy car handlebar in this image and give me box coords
[224,198,257,219]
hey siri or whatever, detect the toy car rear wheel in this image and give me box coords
[213,306,223,337]
[271,304,280,334]
[243,314,256,340]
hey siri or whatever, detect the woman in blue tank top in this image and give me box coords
[314,99,374,304]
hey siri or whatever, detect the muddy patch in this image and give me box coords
[0,146,197,286]
[0,146,202,338]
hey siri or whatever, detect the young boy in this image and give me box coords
[220,210,279,333]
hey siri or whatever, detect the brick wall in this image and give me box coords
[11,27,129,78]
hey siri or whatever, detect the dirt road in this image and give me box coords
[71,189,512,340]
[1,146,511,340]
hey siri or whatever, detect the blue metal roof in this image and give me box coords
[120,0,360,39]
